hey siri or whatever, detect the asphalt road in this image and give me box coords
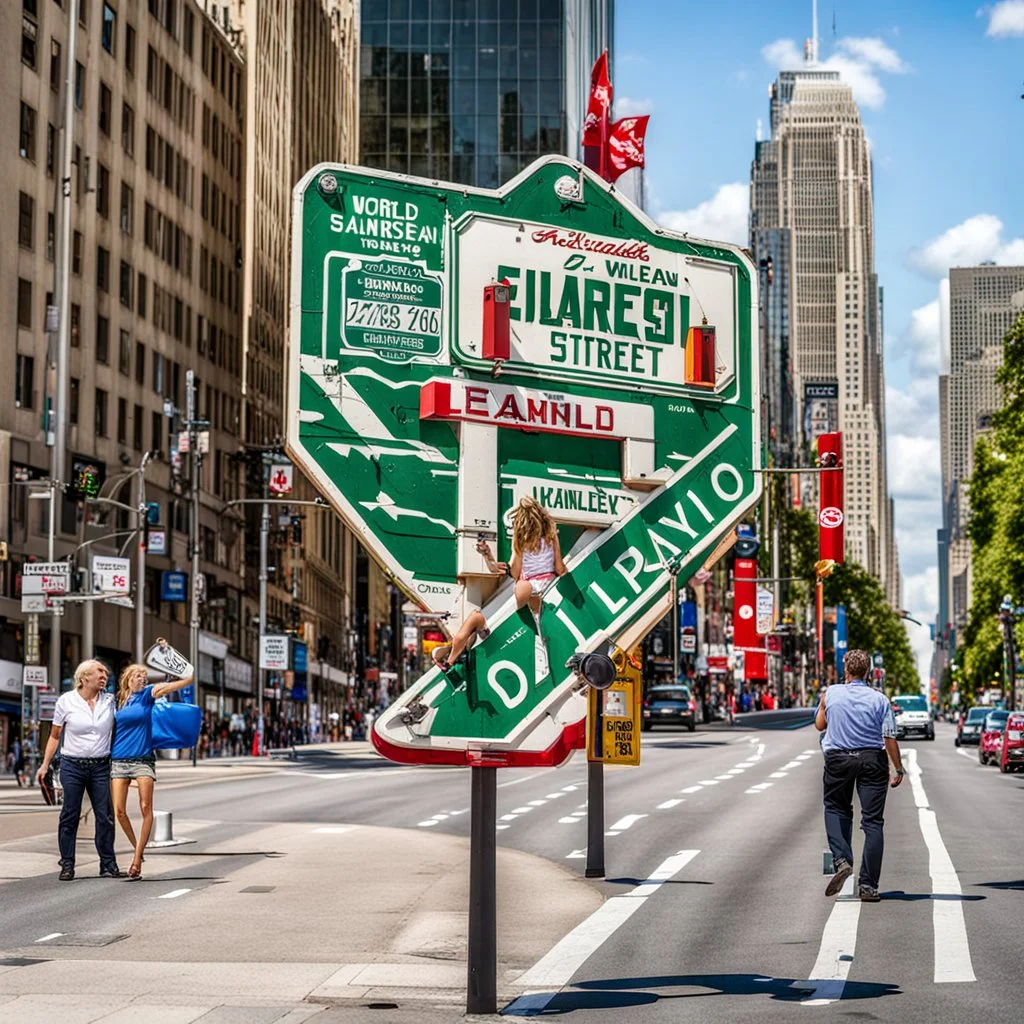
[3,719,1020,1022]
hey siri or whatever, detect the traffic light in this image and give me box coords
[68,456,106,500]
[317,635,330,660]
[734,523,759,559]
[290,515,302,544]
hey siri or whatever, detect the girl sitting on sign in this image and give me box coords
[433,497,567,670]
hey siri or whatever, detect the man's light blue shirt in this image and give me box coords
[821,680,897,753]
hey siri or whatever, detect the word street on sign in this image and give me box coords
[287,157,760,766]
[587,650,642,767]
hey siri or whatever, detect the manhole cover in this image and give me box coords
[240,886,275,893]
[40,934,128,947]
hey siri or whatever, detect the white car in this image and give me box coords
[891,694,934,741]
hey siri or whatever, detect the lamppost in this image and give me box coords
[998,595,1023,713]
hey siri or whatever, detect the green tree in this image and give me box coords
[824,562,919,691]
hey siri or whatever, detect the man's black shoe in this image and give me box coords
[58,867,75,881]
[859,885,881,902]
[99,868,127,878]
[825,859,853,897]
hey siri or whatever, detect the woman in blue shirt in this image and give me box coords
[111,651,194,879]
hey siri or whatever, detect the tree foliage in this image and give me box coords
[961,313,1024,694]
[824,562,920,691]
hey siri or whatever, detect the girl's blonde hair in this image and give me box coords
[511,497,555,554]
[116,663,148,708]
[73,659,107,691]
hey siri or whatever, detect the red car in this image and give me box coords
[998,712,1024,773]
[979,710,1010,766]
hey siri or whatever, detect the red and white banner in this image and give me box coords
[419,378,654,441]
[818,431,844,564]
[732,557,760,650]
[607,115,650,182]
[582,51,612,148]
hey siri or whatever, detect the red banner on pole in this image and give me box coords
[607,115,650,182]
[732,557,760,650]
[582,50,612,180]
[818,431,844,565]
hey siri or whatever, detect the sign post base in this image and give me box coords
[467,766,497,1015]
[585,760,605,879]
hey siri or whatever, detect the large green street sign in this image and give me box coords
[288,157,760,767]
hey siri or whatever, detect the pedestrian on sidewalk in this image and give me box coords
[816,648,904,903]
[111,654,196,880]
[36,660,124,881]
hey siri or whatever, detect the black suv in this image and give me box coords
[642,685,696,732]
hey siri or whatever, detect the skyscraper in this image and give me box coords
[938,264,1024,642]
[358,0,613,188]
[750,60,898,603]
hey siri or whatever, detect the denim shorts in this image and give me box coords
[110,758,156,780]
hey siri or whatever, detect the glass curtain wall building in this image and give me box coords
[360,0,613,188]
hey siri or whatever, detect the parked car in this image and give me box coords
[955,706,988,746]
[891,694,934,740]
[642,685,696,732]
[998,712,1024,773]
[979,709,1010,765]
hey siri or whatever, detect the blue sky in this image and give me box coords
[616,0,1024,680]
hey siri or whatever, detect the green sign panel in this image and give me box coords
[288,157,761,766]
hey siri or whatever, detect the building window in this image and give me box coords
[70,377,80,425]
[50,38,61,91]
[119,260,133,308]
[74,62,85,108]
[135,341,145,384]
[15,355,35,409]
[96,163,110,218]
[17,278,32,328]
[151,410,162,453]
[98,82,112,135]
[46,123,55,174]
[138,272,147,318]
[72,231,82,274]
[19,102,36,161]
[18,192,34,249]
[121,102,135,155]
[46,211,55,261]
[153,352,164,395]
[117,397,128,443]
[102,3,117,55]
[22,15,37,69]
[96,315,110,363]
[119,329,131,375]
[97,245,110,291]
[125,23,135,73]
[133,403,143,450]
[70,303,80,347]
[120,181,133,234]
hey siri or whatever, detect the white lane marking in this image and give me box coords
[496,824,510,831]
[313,826,355,834]
[498,770,557,790]
[500,813,518,822]
[545,792,566,799]
[157,888,192,900]
[798,875,861,1005]
[657,798,683,810]
[744,788,765,794]
[905,749,976,984]
[955,748,977,763]
[757,743,766,756]
[714,774,735,781]
[727,768,746,774]
[35,933,63,943]
[561,785,579,792]
[736,761,756,768]
[558,817,580,824]
[511,850,700,1004]
[698,779,719,786]
[783,761,802,769]
[431,813,449,820]
[681,785,704,794]
[769,772,788,779]
[802,749,816,755]
[565,849,585,859]
[750,782,773,791]
[417,820,440,827]
[609,814,647,832]
[605,831,621,837]
[796,754,812,761]
[571,810,587,817]
[511,806,535,814]
[528,800,548,806]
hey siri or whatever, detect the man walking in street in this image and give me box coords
[816,649,905,902]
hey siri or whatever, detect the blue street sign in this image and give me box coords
[293,641,308,673]
[680,601,698,632]
[836,604,848,677]
[146,501,161,524]
[161,571,188,602]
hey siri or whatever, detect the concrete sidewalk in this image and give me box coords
[0,818,603,1022]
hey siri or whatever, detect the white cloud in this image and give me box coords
[658,182,749,246]
[613,96,653,119]
[886,378,939,439]
[901,566,939,683]
[907,214,1024,278]
[760,35,908,109]
[887,432,941,504]
[899,299,942,372]
[986,0,1024,37]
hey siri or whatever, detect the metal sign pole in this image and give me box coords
[466,766,497,1015]
[585,759,605,878]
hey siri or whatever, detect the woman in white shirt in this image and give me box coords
[36,659,124,881]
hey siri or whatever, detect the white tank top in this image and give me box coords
[520,538,555,579]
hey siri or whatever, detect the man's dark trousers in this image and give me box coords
[823,748,889,889]
[58,756,117,872]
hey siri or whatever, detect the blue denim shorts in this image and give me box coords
[110,758,156,780]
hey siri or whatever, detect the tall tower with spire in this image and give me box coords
[749,31,900,606]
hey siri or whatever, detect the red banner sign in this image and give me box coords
[818,431,844,564]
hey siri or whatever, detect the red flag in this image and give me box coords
[817,431,844,565]
[606,115,650,182]
[582,51,612,147]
